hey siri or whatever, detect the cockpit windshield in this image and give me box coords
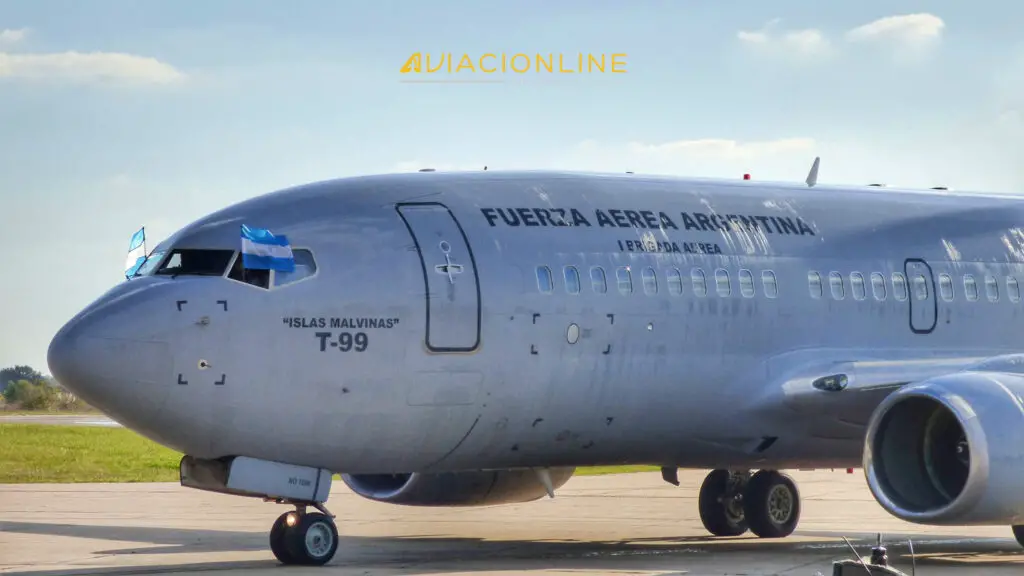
[154,249,236,277]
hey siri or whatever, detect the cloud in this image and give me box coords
[998,110,1021,126]
[846,13,945,46]
[0,29,185,85]
[0,50,185,85]
[392,138,819,181]
[737,30,769,45]
[624,137,816,161]
[737,19,831,58]
[0,28,28,45]
[737,13,944,62]
[558,137,818,180]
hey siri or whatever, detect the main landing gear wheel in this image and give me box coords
[742,470,800,538]
[698,469,750,536]
[269,510,339,566]
[1012,525,1024,548]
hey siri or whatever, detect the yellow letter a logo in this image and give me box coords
[400,53,422,74]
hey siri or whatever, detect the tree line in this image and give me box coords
[0,365,92,412]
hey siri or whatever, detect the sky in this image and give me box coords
[2,0,1024,372]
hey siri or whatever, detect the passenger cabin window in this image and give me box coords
[156,249,235,277]
[964,274,979,301]
[939,273,954,301]
[808,271,822,299]
[912,274,929,301]
[616,267,633,295]
[829,272,845,300]
[1009,276,1021,303]
[667,268,683,296]
[892,273,908,301]
[762,270,778,298]
[870,272,886,300]
[563,266,580,295]
[274,249,318,288]
[536,266,553,293]
[739,269,754,298]
[227,253,271,289]
[692,268,707,297]
[715,269,731,297]
[590,266,607,293]
[850,272,866,301]
[642,267,658,295]
[985,275,999,302]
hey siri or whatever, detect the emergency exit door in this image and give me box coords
[397,202,481,352]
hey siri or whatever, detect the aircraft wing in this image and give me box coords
[749,352,1012,438]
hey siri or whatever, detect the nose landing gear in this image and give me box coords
[268,502,339,566]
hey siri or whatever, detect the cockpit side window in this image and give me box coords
[228,253,271,289]
[155,249,235,277]
[274,249,318,288]
[132,249,167,277]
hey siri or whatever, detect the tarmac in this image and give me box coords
[1,470,1022,576]
[0,414,121,427]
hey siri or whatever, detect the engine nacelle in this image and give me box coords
[863,367,1024,525]
[340,467,576,506]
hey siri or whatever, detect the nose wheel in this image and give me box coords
[698,469,801,539]
[269,506,339,566]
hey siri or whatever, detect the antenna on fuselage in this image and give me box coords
[532,467,556,498]
[806,156,820,187]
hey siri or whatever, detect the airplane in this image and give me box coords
[47,165,1024,567]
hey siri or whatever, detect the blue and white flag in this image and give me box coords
[124,227,147,278]
[240,224,295,272]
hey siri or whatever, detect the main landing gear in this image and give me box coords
[267,501,339,566]
[698,469,800,539]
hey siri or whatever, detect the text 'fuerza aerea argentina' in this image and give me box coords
[479,207,816,236]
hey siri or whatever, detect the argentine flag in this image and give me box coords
[241,224,296,272]
[124,227,147,278]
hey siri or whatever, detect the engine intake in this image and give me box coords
[870,396,969,512]
[341,467,575,506]
[863,369,1024,525]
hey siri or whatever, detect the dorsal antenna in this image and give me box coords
[806,156,820,187]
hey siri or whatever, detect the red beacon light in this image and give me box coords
[743,173,751,180]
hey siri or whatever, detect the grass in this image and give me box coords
[0,424,182,483]
[0,424,660,484]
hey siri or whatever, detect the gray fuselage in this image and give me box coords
[47,171,1024,476]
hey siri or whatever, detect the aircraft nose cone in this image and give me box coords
[47,321,80,392]
[47,310,171,420]
[46,317,113,406]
